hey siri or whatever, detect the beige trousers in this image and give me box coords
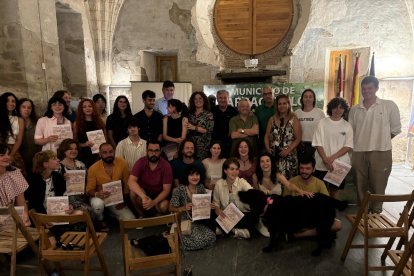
[352,150,392,213]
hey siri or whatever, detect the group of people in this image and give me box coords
[0,75,401,251]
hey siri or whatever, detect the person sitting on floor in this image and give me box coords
[283,155,342,240]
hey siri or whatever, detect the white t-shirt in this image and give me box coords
[295,108,325,142]
[312,117,353,171]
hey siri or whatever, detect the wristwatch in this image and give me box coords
[241,129,245,134]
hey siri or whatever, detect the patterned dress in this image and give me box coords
[269,117,298,179]
[188,110,214,160]
[170,184,216,251]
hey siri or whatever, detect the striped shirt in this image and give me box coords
[115,137,147,171]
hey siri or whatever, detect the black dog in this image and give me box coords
[238,189,348,256]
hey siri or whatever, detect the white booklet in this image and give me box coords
[215,202,244,234]
[53,125,73,145]
[191,194,211,221]
[86,129,106,154]
[102,180,124,206]
[66,170,86,195]
[0,206,24,226]
[47,196,69,225]
[323,159,352,187]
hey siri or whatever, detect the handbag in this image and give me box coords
[180,219,192,235]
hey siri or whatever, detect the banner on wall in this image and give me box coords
[203,83,324,111]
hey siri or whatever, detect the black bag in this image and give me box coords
[135,234,170,256]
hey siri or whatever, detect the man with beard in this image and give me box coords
[283,156,328,196]
[128,141,172,217]
[134,90,163,142]
[170,139,206,187]
[87,143,135,231]
[283,155,341,240]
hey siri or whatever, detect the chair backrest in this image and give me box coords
[0,205,50,276]
[120,213,180,276]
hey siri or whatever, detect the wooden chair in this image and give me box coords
[0,205,51,276]
[386,198,414,276]
[341,191,414,275]
[30,210,109,276]
[120,213,181,276]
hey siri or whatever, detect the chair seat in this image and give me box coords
[388,250,412,276]
[346,213,405,238]
[42,231,107,261]
[0,226,40,254]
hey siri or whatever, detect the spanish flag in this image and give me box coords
[350,55,360,106]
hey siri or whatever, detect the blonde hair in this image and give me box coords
[32,150,56,174]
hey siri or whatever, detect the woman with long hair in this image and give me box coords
[294,89,325,159]
[92,93,107,123]
[202,141,226,191]
[73,98,106,168]
[0,92,25,173]
[264,95,301,179]
[187,91,214,160]
[169,165,216,250]
[0,144,30,225]
[34,96,72,153]
[233,139,255,185]
[17,98,42,176]
[106,95,132,147]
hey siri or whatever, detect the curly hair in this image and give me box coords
[75,98,105,135]
[188,91,210,112]
[326,97,349,117]
[233,139,254,162]
[32,150,56,174]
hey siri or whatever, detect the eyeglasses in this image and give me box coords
[56,240,84,251]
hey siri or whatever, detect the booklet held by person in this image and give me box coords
[216,203,244,234]
[323,159,352,187]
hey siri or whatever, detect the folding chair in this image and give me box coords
[0,205,50,276]
[341,191,414,276]
[387,230,414,276]
[30,210,109,276]
[120,213,180,276]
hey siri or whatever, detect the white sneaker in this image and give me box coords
[216,227,223,236]
[256,220,270,237]
[233,228,250,239]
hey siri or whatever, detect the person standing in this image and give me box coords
[255,86,275,153]
[348,76,401,213]
[134,90,163,142]
[211,90,238,158]
[155,80,175,116]
[294,89,325,159]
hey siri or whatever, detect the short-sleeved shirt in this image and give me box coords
[283,175,328,197]
[212,105,238,142]
[295,108,325,142]
[133,110,163,142]
[170,159,206,185]
[115,137,147,171]
[0,169,28,206]
[86,157,130,195]
[229,113,259,156]
[348,97,401,152]
[254,104,275,140]
[130,156,173,196]
[34,116,73,152]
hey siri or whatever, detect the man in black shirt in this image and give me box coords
[133,90,163,142]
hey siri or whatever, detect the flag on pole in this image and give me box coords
[336,55,343,97]
[350,55,360,106]
[369,52,375,76]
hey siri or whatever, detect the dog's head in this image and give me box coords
[238,189,268,214]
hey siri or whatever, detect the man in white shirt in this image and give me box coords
[348,76,401,213]
[154,80,175,115]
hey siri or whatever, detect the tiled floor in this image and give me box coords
[3,165,414,276]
